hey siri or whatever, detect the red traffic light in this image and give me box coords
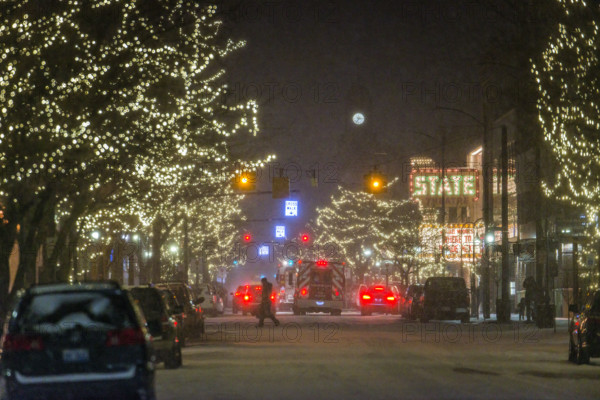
[301,234,310,242]
[243,234,252,242]
[316,260,328,267]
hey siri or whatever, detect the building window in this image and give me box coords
[449,207,457,223]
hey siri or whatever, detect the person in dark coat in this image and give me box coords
[258,277,280,327]
[523,276,537,322]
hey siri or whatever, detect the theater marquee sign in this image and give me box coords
[410,168,479,207]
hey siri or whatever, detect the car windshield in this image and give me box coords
[17,291,134,333]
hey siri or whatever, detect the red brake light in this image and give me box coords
[106,328,145,347]
[386,296,396,302]
[2,334,44,352]
[316,260,328,267]
[300,288,308,296]
[244,294,251,302]
[270,294,276,302]
[362,294,372,300]
[374,286,384,291]
[235,292,240,297]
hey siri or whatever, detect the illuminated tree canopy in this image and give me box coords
[310,182,423,283]
[533,0,600,287]
[0,1,271,307]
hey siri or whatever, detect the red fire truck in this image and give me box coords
[292,260,344,316]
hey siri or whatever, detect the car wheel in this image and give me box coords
[576,335,590,365]
[165,344,182,369]
[569,337,577,362]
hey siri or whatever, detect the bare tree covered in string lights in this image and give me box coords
[310,180,423,283]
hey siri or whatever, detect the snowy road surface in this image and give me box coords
[154,312,600,400]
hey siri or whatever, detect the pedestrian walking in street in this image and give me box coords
[517,297,525,321]
[257,277,280,327]
[523,276,537,322]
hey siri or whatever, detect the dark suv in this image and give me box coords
[420,277,470,323]
[568,290,600,364]
[401,284,424,321]
[1,281,156,400]
[155,282,204,342]
[127,286,182,368]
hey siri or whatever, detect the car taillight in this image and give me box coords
[106,328,145,347]
[235,292,240,297]
[244,294,252,302]
[300,288,308,297]
[387,296,396,302]
[270,294,276,302]
[2,334,45,352]
[362,294,372,301]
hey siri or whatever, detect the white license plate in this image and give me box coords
[375,299,382,303]
[63,348,89,363]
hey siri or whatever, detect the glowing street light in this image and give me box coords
[363,248,372,257]
[91,231,100,240]
[169,245,178,254]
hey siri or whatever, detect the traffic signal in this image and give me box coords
[243,233,252,242]
[272,177,290,199]
[301,234,310,243]
[232,171,257,191]
[364,171,387,194]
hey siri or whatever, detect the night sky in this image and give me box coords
[218,0,511,242]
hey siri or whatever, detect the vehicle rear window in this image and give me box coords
[427,279,466,290]
[129,288,164,321]
[311,270,332,284]
[17,291,135,334]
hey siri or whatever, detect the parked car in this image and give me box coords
[127,286,182,368]
[401,284,424,320]
[568,290,600,364]
[420,277,470,323]
[193,283,224,317]
[157,288,186,346]
[1,281,156,400]
[231,285,247,314]
[238,283,277,316]
[358,284,400,315]
[154,282,204,340]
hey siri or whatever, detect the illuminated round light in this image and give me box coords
[91,231,100,240]
[372,181,380,187]
[485,233,495,244]
[352,112,365,125]
[170,245,178,253]
[241,177,248,184]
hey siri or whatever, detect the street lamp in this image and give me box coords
[91,231,100,240]
[363,249,372,257]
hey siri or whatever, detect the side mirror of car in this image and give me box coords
[174,305,184,314]
[568,304,578,313]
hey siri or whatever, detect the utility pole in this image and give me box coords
[573,241,579,306]
[441,128,447,275]
[482,103,492,319]
[499,125,510,322]
[183,215,189,283]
